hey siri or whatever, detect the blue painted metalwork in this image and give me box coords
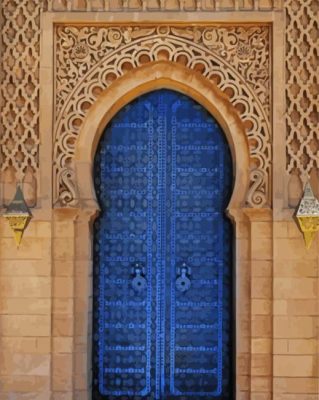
[93,89,233,399]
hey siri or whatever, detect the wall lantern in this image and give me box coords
[2,185,33,247]
[296,182,319,249]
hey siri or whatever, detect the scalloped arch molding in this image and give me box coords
[54,25,271,208]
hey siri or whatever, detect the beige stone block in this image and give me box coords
[274,316,314,339]
[236,375,250,391]
[251,238,272,260]
[251,376,271,392]
[273,377,319,394]
[251,261,272,277]
[274,239,317,261]
[0,352,50,376]
[274,339,289,355]
[252,338,272,354]
[287,300,319,315]
[0,375,50,392]
[0,392,51,400]
[53,338,73,353]
[251,278,271,299]
[288,339,317,355]
[36,338,51,353]
[74,312,90,337]
[75,260,92,277]
[53,315,74,336]
[53,277,74,298]
[250,393,271,400]
[236,392,250,400]
[252,299,271,315]
[275,278,317,300]
[237,221,249,239]
[274,355,315,377]
[276,396,319,400]
[0,260,50,277]
[0,315,50,337]
[251,222,272,238]
[52,393,73,400]
[251,354,271,376]
[273,222,288,238]
[274,259,317,278]
[53,298,74,314]
[238,238,249,260]
[52,354,73,391]
[237,353,251,371]
[53,220,75,238]
[74,391,89,400]
[74,374,89,391]
[53,260,74,277]
[75,226,93,260]
[36,222,52,238]
[0,238,51,260]
[273,300,288,315]
[0,277,51,298]
[75,276,93,300]
[74,351,90,376]
[252,315,271,337]
[53,238,75,260]
[0,338,50,354]
[0,298,50,315]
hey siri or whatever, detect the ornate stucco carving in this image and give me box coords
[46,0,283,12]
[54,24,271,208]
[286,0,319,196]
[0,0,41,206]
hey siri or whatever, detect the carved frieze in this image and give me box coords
[54,24,271,208]
[46,0,283,12]
[286,0,319,199]
[0,0,41,206]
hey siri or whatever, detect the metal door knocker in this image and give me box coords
[131,263,147,292]
[176,263,191,293]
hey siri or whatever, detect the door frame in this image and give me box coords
[70,62,258,399]
[41,12,282,397]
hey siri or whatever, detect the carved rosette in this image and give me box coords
[54,25,271,208]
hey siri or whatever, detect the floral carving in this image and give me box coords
[71,42,90,60]
[54,24,271,208]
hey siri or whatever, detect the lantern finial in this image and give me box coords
[296,182,319,249]
[2,185,33,247]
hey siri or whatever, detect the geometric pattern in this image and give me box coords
[0,0,41,203]
[285,0,319,189]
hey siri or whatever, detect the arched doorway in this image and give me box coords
[92,89,233,399]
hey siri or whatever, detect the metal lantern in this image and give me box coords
[2,185,33,247]
[296,182,319,249]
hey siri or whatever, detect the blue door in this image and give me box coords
[93,90,233,400]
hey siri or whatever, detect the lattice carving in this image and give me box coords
[286,0,319,200]
[0,0,41,206]
[46,0,283,12]
[54,25,271,208]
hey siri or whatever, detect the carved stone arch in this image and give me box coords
[54,25,271,208]
[74,61,250,213]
